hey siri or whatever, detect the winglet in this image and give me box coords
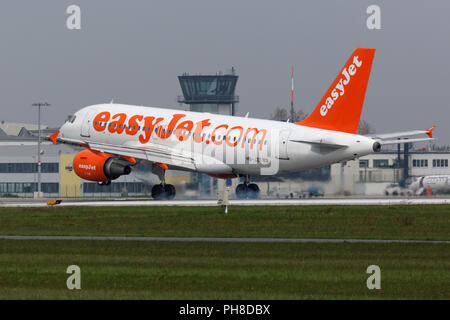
[426,125,436,138]
[49,131,60,145]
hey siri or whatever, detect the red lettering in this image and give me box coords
[93,112,110,132]
[175,120,194,141]
[125,115,143,136]
[225,126,243,147]
[211,124,229,145]
[156,114,185,139]
[193,119,211,143]
[108,113,127,134]
[242,128,267,150]
[139,116,164,143]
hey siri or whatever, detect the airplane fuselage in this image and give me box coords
[60,104,378,176]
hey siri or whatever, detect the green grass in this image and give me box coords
[0,205,449,240]
[0,240,448,299]
[0,205,449,299]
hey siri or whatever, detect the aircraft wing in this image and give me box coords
[49,132,197,171]
[87,141,197,171]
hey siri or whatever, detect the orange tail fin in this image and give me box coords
[296,47,376,134]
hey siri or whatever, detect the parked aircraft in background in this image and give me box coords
[410,175,450,195]
[49,47,435,199]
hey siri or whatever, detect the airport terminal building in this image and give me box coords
[330,147,450,195]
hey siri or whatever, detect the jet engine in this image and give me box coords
[73,149,131,182]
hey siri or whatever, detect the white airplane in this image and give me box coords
[410,175,450,194]
[49,47,435,199]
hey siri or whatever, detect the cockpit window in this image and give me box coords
[66,115,76,123]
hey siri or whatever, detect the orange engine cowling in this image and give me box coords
[73,150,131,182]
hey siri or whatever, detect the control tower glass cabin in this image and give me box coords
[177,73,239,116]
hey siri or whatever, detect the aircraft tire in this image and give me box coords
[247,183,260,199]
[236,184,248,199]
[152,184,165,200]
[164,184,176,200]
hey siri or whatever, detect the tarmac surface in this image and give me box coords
[1,197,450,207]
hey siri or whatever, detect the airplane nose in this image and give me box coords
[58,124,66,137]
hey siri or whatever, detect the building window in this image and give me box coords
[0,163,59,173]
[413,159,428,168]
[373,159,389,168]
[0,182,58,194]
[359,160,369,168]
[433,159,449,167]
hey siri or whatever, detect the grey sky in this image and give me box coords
[0,1,449,143]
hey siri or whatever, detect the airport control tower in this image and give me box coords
[177,69,239,116]
[177,69,239,195]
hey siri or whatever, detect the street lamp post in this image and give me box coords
[32,102,51,197]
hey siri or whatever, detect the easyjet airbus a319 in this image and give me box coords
[49,48,435,199]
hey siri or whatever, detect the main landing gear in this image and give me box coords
[151,163,176,200]
[151,183,176,200]
[235,175,260,199]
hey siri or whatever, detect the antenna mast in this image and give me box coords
[290,66,294,122]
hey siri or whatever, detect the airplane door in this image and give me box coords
[278,130,291,160]
[80,109,96,137]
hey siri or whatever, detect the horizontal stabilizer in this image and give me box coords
[370,125,436,140]
[379,137,435,145]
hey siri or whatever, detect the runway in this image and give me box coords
[0,235,449,244]
[1,197,450,207]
